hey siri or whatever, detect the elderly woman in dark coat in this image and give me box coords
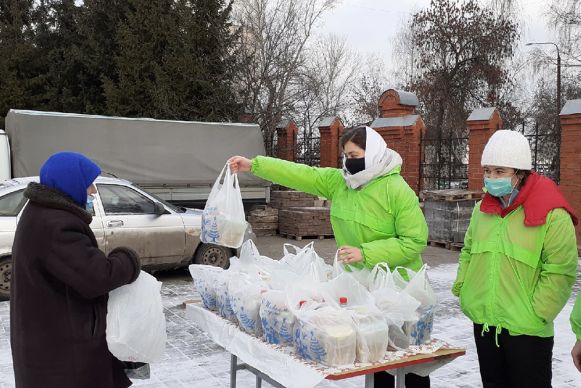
[10,152,141,388]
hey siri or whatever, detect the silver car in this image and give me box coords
[0,176,237,299]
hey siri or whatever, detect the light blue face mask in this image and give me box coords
[484,176,515,197]
[86,195,95,212]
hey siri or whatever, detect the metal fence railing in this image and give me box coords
[420,136,469,190]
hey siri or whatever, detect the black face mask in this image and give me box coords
[345,157,365,175]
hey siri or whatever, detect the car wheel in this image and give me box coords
[193,244,232,269]
[0,256,12,300]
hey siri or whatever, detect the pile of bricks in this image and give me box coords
[278,207,333,240]
[246,206,279,237]
[269,190,325,209]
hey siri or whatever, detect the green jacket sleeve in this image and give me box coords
[571,291,581,341]
[251,156,344,199]
[531,209,578,323]
[452,204,479,297]
[360,179,428,268]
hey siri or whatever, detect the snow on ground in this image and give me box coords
[1,262,580,387]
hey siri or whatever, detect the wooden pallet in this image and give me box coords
[428,240,464,251]
[421,189,484,202]
[279,232,334,241]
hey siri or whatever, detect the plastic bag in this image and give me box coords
[347,306,389,363]
[260,290,295,346]
[106,271,166,363]
[368,263,394,292]
[201,164,247,248]
[294,306,356,366]
[331,250,371,288]
[188,264,224,310]
[280,243,332,282]
[215,271,237,322]
[229,274,270,336]
[400,265,436,346]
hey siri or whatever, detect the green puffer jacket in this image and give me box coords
[571,292,581,340]
[251,156,428,271]
[453,203,578,338]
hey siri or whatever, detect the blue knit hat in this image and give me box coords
[40,152,101,207]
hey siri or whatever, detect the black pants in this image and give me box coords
[474,323,554,388]
[374,371,430,388]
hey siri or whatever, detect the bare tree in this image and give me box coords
[233,0,337,155]
[293,34,357,138]
[348,55,390,124]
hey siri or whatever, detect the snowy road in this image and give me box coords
[1,259,580,387]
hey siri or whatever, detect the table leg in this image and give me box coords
[256,375,262,388]
[395,369,405,388]
[230,354,237,388]
[364,373,374,388]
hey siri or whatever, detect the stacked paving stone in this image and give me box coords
[269,190,332,240]
[246,206,279,237]
[420,189,483,248]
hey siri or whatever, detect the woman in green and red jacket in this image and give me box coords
[230,126,430,388]
[452,130,578,388]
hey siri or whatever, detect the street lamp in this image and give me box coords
[525,42,561,116]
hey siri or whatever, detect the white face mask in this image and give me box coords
[86,194,95,211]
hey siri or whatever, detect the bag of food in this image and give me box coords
[294,306,356,366]
[280,243,332,282]
[215,271,238,322]
[229,274,270,336]
[201,164,247,248]
[259,290,295,346]
[106,271,166,363]
[400,265,436,346]
[188,264,224,311]
[347,306,389,363]
[368,263,394,292]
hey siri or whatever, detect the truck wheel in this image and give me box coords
[193,244,232,269]
[0,256,12,300]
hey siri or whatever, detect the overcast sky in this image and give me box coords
[319,0,557,67]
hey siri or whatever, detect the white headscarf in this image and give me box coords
[341,126,403,189]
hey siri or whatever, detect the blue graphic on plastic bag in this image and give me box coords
[217,290,236,321]
[407,305,435,345]
[237,306,258,333]
[194,278,216,310]
[260,299,295,346]
[201,207,220,243]
[309,332,327,363]
[294,324,310,359]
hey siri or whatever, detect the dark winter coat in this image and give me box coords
[10,182,141,388]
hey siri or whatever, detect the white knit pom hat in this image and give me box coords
[481,130,532,170]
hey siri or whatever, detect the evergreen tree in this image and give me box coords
[0,0,36,127]
[104,0,239,121]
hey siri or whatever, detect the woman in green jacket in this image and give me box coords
[230,125,429,388]
[452,130,578,388]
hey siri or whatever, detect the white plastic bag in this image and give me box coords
[280,243,332,282]
[215,271,237,322]
[294,306,356,366]
[229,274,270,336]
[188,264,224,310]
[400,265,436,346]
[368,263,394,292]
[332,250,371,288]
[201,164,247,248]
[347,306,389,363]
[260,290,296,346]
[106,271,166,363]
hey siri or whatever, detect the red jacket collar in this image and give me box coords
[480,172,578,226]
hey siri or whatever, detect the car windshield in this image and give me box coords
[137,187,185,213]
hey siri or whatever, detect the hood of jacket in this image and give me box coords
[24,182,93,224]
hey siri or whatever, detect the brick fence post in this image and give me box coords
[275,119,298,162]
[559,99,581,243]
[371,89,425,193]
[319,116,345,167]
[466,107,502,191]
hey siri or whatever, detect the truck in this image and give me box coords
[1,109,270,207]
